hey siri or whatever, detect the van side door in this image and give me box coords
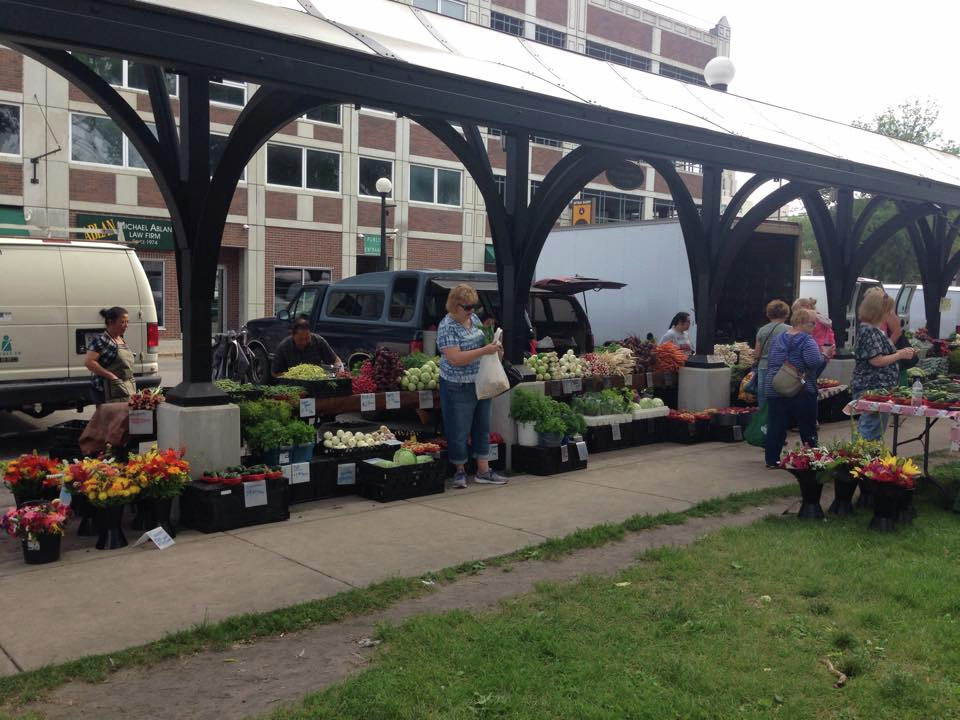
[895,284,916,332]
[0,244,68,381]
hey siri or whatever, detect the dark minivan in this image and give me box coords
[243,270,594,383]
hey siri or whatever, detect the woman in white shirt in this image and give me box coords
[659,312,693,355]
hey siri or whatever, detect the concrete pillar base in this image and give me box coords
[678,366,732,410]
[158,402,241,479]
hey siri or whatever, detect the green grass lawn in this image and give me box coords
[269,502,960,720]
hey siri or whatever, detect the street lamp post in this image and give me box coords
[375,177,393,272]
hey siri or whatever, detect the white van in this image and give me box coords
[0,236,161,416]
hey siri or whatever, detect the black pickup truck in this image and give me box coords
[243,270,595,383]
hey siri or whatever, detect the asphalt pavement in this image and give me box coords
[0,356,182,459]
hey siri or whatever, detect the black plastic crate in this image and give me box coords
[510,443,587,476]
[311,455,366,499]
[709,424,744,443]
[818,390,851,424]
[633,417,666,445]
[49,419,88,447]
[357,458,444,503]
[285,377,353,398]
[666,420,708,444]
[180,477,290,533]
[584,422,635,453]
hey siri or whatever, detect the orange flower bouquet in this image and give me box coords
[2,453,62,502]
[126,447,191,499]
[65,458,140,508]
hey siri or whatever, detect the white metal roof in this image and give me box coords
[129,0,960,190]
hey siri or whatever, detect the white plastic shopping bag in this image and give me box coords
[476,328,509,399]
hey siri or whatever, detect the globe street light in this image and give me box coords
[375,176,393,271]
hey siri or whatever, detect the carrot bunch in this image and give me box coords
[653,342,688,372]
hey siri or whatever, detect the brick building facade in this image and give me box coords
[0,0,733,338]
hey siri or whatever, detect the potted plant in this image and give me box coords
[534,409,567,447]
[246,418,293,466]
[780,445,835,520]
[510,388,547,447]
[825,436,884,515]
[126,446,190,538]
[287,420,316,462]
[65,458,140,549]
[852,455,920,532]
[1,499,71,564]
[2,452,62,507]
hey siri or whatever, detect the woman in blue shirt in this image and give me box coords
[437,284,505,489]
[762,308,833,467]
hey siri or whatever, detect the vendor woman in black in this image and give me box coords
[271,318,344,378]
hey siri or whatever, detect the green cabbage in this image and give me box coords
[393,449,418,466]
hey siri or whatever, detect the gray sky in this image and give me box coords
[631,0,958,144]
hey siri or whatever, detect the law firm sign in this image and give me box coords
[77,213,175,251]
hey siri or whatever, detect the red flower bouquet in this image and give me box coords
[852,455,920,490]
[2,453,62,497]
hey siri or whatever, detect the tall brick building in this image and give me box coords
[0,0,733,338]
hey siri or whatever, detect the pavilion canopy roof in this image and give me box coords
[5,0,960,204]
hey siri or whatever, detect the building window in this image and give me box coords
[584,41,651,72]
[491,11,524,36]
[266,143,340,192]
[0,104,21,156]
[358,157,393,197]
[580,188,644,224]
[653,199,677,218]
[529,179,542,203]
[487,127,503,137]
[493,174,506,201]
[326,290,385,320]
[74,53,178,95]
[210,134,247,181]
[412,0,466,20]
[140,259,165,328]
[674,160,703,174]
[535,25,565,48]
[532,136,562,148]
[410,164,462,206]
[274,267,332,311]
[304,105,341,125]
[484,244,497,273]
[70,112,157,168]
[209,79,247,107]
[658,63,707,86]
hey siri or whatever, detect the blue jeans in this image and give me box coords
[765,392,818,466]
[439,378,491,466]
[757,367,768,407]
[852,392,888,441]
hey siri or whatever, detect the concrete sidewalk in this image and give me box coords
[0,418,954,675]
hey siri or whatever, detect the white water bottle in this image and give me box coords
[911,379,923,407]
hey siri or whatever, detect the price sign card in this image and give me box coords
[133,527,175,550]
[299,397,316,418]
[611,423,622,442]
[419,390,434,409]
[337,463,357,486]
[562,379,574,395]
[571,378,582,393]
[289,462,311,485]
[576,441,589,461]
[278,449,291,465]
[489,444,499,461]
[128,409,154,436]
[385,391,401,410]
[560,444,569,464]
[360,393,377,412]
[243,479,268,508]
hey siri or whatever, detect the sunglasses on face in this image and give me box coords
[459,303,482,311]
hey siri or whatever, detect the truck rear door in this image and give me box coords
[0,243,68,381]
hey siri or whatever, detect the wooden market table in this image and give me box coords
[843,398,955,505]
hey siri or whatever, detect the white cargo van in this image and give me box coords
[0,236,161,416]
